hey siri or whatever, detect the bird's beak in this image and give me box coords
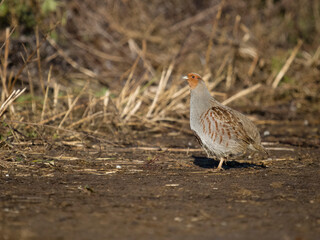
[182,76,188,80]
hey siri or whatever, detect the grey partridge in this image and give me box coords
[184,73,267,170]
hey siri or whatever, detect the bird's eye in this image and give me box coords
[192,76,195,79]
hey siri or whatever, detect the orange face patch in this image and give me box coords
[185,73,202,89]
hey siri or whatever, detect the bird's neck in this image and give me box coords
[190,82,216,117]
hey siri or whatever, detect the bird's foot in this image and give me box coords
[205,167,225,173]
[214,166,225,172]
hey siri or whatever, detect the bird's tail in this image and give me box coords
[252,143,269,156]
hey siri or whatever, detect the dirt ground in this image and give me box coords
[1,1,320,239]
[1,118,319,240]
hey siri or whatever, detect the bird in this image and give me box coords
[183,73,267,171]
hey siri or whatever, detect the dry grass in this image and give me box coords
[0,0,319,164]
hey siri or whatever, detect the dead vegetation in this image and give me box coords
[1,2,320,239]
[0,0,319,165]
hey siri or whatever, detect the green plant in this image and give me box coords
[0,0,62,33]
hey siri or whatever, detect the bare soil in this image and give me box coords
[1,1,320,239]
[1,118,319,240]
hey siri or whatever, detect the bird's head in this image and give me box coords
[183,73,202,89]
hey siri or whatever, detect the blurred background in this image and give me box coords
[1,2,320,239]
[0,0,319,139]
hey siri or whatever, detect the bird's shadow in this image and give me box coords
[192,155,266,170]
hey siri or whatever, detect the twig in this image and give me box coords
[261,158,295,162]
[106,19,163,43]
[40,65,53,122]
[215,54,229,77]
[9,23,59,92]
[261,142,277,145]
[121,86,141,119]
[147,63,174,118]
[233,15,241,39]
[226,58,234,90]
[111,146,204,152]
[169,5,218,32]
[67,111,104,129]
[0,28,10,102]
[146,71,165,118]
[204,0,224,73]
[0,88,26,118]
[24,64,36,113]
[103,89,110,122]
[222,83,261,105]
[47,37,97,78]
[58,81,89,128]
[307,45,320,66]
[53,82,60,113]
[265,147,294,151]
[314,0,320,34]
[0,159,10,168]
[35,26,45,95]
[272,39,303,88]
[0,25,16,51]
[39,103,85,125]
[156,85,190,118]
[65,34,127,63]
[5,120,117,146]
[248,54,259,77]
[118,56,140,107]
[124,100,142,122]
[128,39,155,76]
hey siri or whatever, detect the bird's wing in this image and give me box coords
[200,105,254,146]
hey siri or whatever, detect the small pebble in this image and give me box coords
[221,221,227,226]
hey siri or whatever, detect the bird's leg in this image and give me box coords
[206,156,226,173]
[216,157,226,171]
